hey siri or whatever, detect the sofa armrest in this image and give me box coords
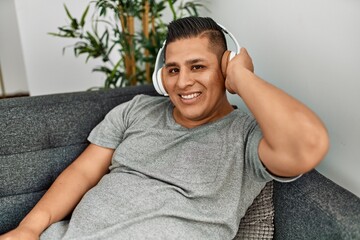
[273,169,360,240]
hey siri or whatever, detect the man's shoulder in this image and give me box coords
[121,94,170,115]
[132,94,167,103]
[106,94,168,117]
[130,94,170,109]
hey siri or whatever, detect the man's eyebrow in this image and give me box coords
[185,58,206,65]
[164,62,178,68]
[164,58,206,68]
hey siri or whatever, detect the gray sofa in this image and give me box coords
[1,85,359,239]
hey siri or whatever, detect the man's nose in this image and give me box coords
[176,69,194,89]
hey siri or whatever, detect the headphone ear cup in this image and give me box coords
[228,51,236,61]
[221,50,237,78]
[155,67,168,96]
[152,43,169,96]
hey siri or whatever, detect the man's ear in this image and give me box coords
[221,50,231,79]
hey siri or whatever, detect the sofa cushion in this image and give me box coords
[273,170,360,239]
[235,181,274,240]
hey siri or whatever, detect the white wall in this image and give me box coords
[13,0,104,95]
[8,0,187,96]
[206,0,360,196]
[0,0,28,95]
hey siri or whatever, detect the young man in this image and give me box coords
[0,17,329,240]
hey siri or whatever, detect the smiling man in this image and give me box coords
[0,17,329,240]
[163,35,234,128]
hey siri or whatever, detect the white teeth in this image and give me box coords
[181,92,200,99]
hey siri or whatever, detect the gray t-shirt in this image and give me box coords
[41,95,291,240]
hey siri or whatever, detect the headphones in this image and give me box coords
[152,23,241,96]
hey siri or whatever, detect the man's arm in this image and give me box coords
[0,144,113,240]
[224,48,329,177]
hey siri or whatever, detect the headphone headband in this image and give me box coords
[217,23,241,54]
[152,22,240,96]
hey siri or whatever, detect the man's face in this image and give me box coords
[163,36,233,128]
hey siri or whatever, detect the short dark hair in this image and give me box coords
[164,16,227,61]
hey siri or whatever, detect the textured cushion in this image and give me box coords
[234,181,274,240]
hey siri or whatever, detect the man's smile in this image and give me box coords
[180,92,202,100]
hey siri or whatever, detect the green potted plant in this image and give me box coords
[50,0,205,89]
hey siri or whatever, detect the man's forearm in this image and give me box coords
[13,144,113,236]
[17,165,97,235]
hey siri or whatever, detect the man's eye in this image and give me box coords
[168,68,179,74]
[192,65,204,70]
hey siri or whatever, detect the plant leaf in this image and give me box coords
[64,4,74,21]
[80,5,90,27]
